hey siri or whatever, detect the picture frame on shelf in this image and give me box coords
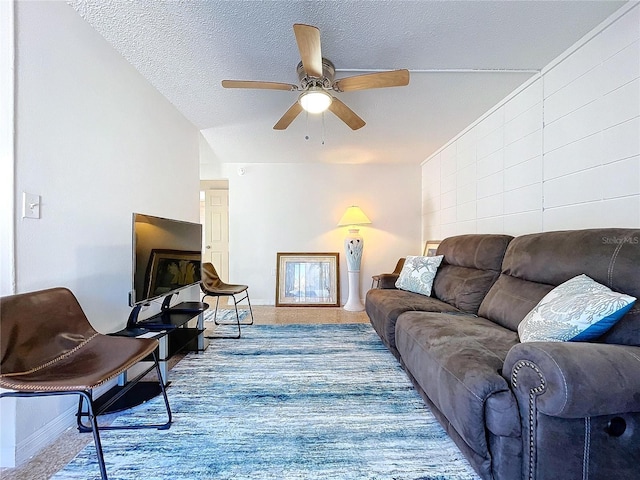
[276,252,340,307]
[423,240,441,257]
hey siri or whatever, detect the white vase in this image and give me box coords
[343,229,365,311]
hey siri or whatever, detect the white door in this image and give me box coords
[203,189,229,282]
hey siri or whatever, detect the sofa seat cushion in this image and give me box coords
[365,288,460,356]
[395,311,521,460]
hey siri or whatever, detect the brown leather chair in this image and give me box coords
[0,287,172,480]
[201,262,254,339]
[371,257,406,288]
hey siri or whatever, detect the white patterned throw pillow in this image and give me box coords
[518,274,636,343]
[395,255,444,296]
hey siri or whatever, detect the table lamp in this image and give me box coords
[337,206,372,311]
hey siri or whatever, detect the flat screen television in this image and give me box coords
[130,213,202,309]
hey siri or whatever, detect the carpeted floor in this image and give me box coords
[51,323,479,480]
[203,308,250,323]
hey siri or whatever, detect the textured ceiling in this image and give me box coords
[69,0,626,165]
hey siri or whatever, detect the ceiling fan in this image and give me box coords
[221,24,410,131]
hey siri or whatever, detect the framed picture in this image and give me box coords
[145,249,201,298]
[423,240,441,257]
[276,252,340,307]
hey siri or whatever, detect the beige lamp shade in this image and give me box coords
[337,206,371,227]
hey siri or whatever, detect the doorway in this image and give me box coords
[200,180,229,282]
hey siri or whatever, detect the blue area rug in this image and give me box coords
[203,308,249,323]
[53,324,480,480]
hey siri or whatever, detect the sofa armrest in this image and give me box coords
[504,342,640,418]
[378,274,399,289]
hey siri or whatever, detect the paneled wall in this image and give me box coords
[422,4,640,240]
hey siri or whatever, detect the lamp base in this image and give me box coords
[343,270,365,312]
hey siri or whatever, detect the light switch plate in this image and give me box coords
[22,192,41,219]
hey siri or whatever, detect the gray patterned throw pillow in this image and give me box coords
[518,274,636,342]
[395,255,444,296]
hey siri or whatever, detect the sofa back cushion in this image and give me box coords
[433,234,513,313]
[478,229,640,345]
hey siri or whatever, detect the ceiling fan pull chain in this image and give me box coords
[305,110,310,140]
[321,112,326,146]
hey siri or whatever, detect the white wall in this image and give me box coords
[0,0,16,463]
[0,0,15,297]
[422,3,640,239]
[217,163,422,305]
[3,1,200,467]
[199,132,222,179]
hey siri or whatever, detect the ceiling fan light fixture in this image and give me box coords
[299,87,332,114]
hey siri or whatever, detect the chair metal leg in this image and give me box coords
[79,391,109,480]
[203,294,242,339]
[242,292,254,326]
[211,296,222,324]
[154,353,173,429]
[205,308,241,339]
[210,292,254,326]
[1,390,109,480]
[77,352,172,432]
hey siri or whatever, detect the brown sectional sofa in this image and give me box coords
[366,234,512,359]
[365,228,640,480]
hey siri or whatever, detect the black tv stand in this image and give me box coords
[126,303,144,329]
[160,293,175,311]
[131,301,209,376]
[167,301,208,313]
[125,292,183,329]
[105,301,209,412]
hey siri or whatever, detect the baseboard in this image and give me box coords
[251,299,275,305]
[14,403,77,466]
[10,377,117,467]
[0,448,15,468]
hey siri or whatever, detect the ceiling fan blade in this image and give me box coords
[222,80,297,91]
[328,98,365,130]
[293,24,323,78]
[273,102,303,130]
[333,69,410,92]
